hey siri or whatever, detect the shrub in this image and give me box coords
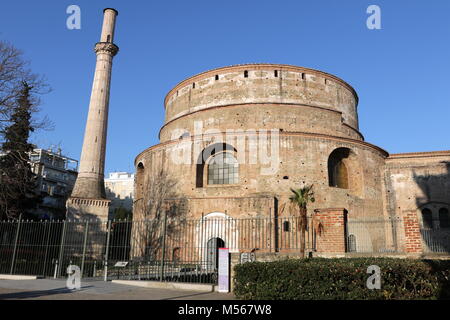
[233,258,450,300]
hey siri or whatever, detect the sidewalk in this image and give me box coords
[0,279,235,300]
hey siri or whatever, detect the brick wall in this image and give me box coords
[313,208,346,254]
[403,210,423,254]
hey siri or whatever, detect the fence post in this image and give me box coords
[104,220,112,282]
[390,216,399,252]
[42,220,51,277]
[10,214,22,275]
[200,213,204,269]
[80,220,89,278]
[57,220,67,277]
[53,259,58,279]
[269,208,272,252]
[308,215,314,254]
[273,211,278,253]
[159,211,168,282]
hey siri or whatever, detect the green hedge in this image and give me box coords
[233,258,450,300]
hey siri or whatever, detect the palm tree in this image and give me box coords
[289,184,315,257]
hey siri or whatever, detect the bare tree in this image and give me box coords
[131,168,187,260]
[0,40,52,142]
[0,41,53,220]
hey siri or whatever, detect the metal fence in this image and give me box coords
[0,216,310,284]
[1,215,449,284]
[345,217,450,254]
[420,219,450,253]
[346,217,403,253]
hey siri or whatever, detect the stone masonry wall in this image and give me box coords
[164,64,359,130]
[133,63,450,256]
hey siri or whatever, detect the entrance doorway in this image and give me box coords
[206,237,225,271]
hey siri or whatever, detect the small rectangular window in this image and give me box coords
[215,75,219,80]
[439,208,449,228]
[274,70,278,77]
[422,209,433,229]
[244,70,248,78]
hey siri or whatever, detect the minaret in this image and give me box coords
[67,8,119,220]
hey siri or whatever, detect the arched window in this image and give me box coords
[136,162,145,198]
[421,208,433,229]
[347,234,356,252]
[439,208,449,228]
[207,152,238,185]
[328,148,350,188]
[196,143,237,188]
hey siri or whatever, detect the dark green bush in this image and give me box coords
[233,258,450,300]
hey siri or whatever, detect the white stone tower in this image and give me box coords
[67,8,119,220]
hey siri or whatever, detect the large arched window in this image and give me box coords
[328,148,351,189]
[196,143,237,188]
[439,208,449,228]
[421,208,433,229]
[207,152,238,185]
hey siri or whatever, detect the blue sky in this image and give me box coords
[1,1,449,174]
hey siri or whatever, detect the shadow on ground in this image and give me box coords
[0,286,93,300]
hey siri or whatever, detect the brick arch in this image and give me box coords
[328,147,351,188]
[327,147,362,195]
[196,212,239,255]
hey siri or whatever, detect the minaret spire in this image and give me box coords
[67,8,119,220]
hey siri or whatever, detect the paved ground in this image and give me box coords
[0,279,235,300]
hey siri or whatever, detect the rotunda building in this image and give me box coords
[134,64,389,222]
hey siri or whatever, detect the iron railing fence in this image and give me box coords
[0,220,64,276]
[345,217,404,254]
[128,216,312,258]
[420,218,450,253]
[104,260,219,284]
[0,216,311,283]
[346,217,450,254]
[1,215,449,283]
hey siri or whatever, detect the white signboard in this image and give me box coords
[240,252,256,264]
[114,261,129,267]
[218,248,229,293]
